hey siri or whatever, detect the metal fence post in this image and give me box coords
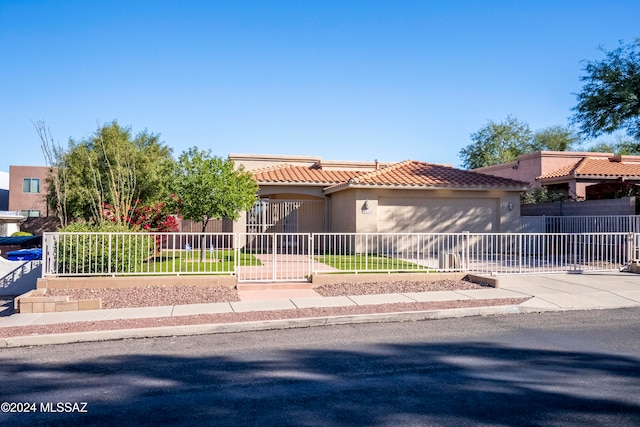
[107,233,112,275]
[518,233,522,274]
[42,232,49,278]
[233,233,239,278]
[464,231,470,271]
[309,233,314,277]
[272,233,277,280]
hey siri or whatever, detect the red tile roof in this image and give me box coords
[252,164,362,184]
[252,160,529,192]
[538,158,640,181]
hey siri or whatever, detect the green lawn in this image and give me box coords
[314,254,425,272]
[140,249,262,274]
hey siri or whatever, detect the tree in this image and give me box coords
[532,125,580,152]
[46,121,174,226]
[459,116,577,169]
[587,135,640,155]
[572,39,640,140]
[34,120,68,228]
[165,147,258,260]
[459,116,532,169]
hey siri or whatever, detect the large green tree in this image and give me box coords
[588,135,640,155]
[47,121,174,225]
[572,39,640,140]
[459,116,577,169]
[166,147,258,259]
[532,125,580,152]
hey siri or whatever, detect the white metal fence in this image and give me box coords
[42,231,635,280]
[236,233,313,282]
[44,232,236,277]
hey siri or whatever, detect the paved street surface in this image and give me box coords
[1,307,639,426]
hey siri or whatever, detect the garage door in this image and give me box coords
[378,197,498,233]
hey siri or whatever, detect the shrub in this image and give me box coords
[521,188,570,204]
[55,222,154,275]
[102,201,179,232]
[11,231,33,236]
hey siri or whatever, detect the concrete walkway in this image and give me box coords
[1,271,640,347]
[497,271,640,310]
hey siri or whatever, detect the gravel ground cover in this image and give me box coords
[314,279,488,297]
[42,279,488,309]
[0,279,529,339]
[46,285,241,309]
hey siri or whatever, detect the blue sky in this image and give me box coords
[1,0,638,172]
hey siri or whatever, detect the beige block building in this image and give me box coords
[231,154,529,234]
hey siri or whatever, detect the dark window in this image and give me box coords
[20,209,41,217]
[22,178,40,193]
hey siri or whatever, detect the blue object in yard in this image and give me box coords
[6,248,42,261]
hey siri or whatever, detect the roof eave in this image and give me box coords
[575,174,640,180]
[324,183,530,194]
[257,181,343,187]
[538,174,640,183]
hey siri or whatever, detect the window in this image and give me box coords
[23,178,40,193]
[20,210,41,217]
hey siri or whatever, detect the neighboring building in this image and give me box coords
[0,171,8,211]
[472,151,640,200]
[231,154,529,234]
[8,165,50,218]
[536,155,640,200]
[0,211,26,237]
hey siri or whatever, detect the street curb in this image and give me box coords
[0,304,554,348]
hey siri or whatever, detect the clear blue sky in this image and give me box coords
[1,0,638,172]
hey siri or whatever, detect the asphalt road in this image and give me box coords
[1,308,640,426]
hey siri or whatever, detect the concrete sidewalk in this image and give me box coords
[1,271,640,347]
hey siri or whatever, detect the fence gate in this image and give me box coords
[246,200,325,233]
[235,233,312,282]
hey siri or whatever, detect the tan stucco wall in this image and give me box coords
[229,153,385,173]
[353,189,379,233]
[329,190,357,232]
[229,154,322,171]
[331,188,522,233]
[496,191,521,232]
[37,275,237,290]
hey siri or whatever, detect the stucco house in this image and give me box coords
[473,150,640,200]
[231,154,529,234]
[536,155,640,200]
